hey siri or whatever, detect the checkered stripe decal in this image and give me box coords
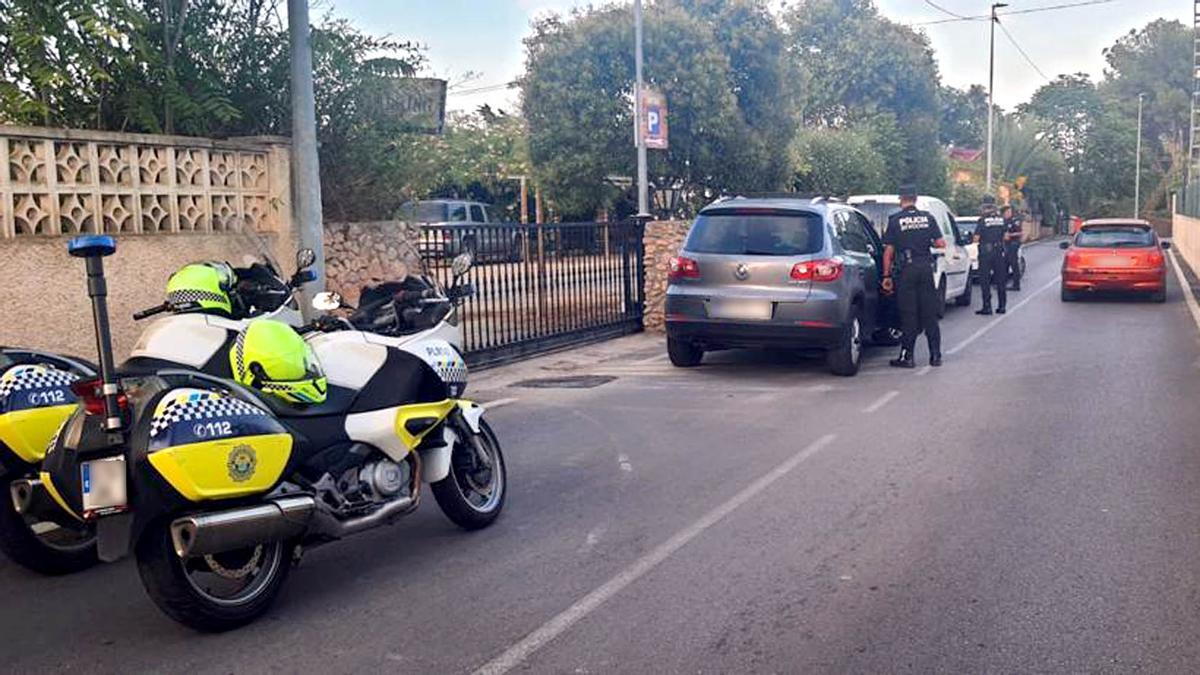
[149,393,268,438]
[167,288,227,308]
[0,365,78,405]
[434,359,468,384]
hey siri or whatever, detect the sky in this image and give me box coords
[325,0,1192,113]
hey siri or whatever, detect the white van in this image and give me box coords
[847,194,973,315]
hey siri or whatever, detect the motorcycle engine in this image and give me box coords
[336,458,410,506]
[360,460,406,499]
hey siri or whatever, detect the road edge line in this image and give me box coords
[471,433,839,675]
[1168,249,1200,334]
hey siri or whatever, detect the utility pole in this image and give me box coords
[986,2,1007,194]
[288,0,325,302]
[634,0,650,218]
[1135,92,1144,219]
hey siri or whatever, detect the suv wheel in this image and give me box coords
[667,337,703,367]
[827,309,863,377]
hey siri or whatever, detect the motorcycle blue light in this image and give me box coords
[67,235,117,258]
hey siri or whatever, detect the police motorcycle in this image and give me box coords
[0,246,316,575]
[17,235,505,632]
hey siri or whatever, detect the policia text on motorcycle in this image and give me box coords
[882,186,946,369]
[974,197,1011,315]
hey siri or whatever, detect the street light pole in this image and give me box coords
[634,0,650,218]
[1135,92,1145,219]
[288,0,325,305]
[986,2,1007,194]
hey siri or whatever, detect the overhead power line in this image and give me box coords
[997,21,1050,81]
[923,0,971,20]
[448,81,517,97]
[912,0,1117,27]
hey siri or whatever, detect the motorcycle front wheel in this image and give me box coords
[135,518,291,632]
[0,476,98,575]
[432,418,507,530]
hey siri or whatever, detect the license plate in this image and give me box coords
[707,299,773,321]
[1097,255,1131,268]
[82,456,127,515]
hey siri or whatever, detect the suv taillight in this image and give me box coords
[668,256,700,281]
[71,378,128,416]
[791,258,843,282]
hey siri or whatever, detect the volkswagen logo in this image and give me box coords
[734,263,750,281]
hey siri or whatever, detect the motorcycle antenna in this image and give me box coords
[68,235,124,433]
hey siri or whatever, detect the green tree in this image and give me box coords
[521,0,799,219]
[785,0,947,195]
[939,84,988,148]
[790,126,886,196]
[0,0,146,127]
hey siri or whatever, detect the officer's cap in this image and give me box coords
[898,184,918,200]
[981,194,996,206]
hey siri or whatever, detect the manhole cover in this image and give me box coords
[513,375,617,389]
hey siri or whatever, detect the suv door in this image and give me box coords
[833,209,879,332]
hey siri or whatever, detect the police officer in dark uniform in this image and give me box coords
[1002,205,1022,291]
[974,196,1008,315]
[882,185,946,368]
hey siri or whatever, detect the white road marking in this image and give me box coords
[483,397,520,410]
[472,433,839,675]
[862,390,900,414]
[617,454,633,472]
[945,277,1058,356]
[1168,249,1200,334]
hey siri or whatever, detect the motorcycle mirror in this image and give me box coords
[311,291,343,311]
[296,248,317,270]
[451,252,473,277]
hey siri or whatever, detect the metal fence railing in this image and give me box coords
[420,221,645,368]
[1180,180,1200,219]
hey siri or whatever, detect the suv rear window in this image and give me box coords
[685,211,824,256]
[400,201,448,222]
[1076,226,1154,248]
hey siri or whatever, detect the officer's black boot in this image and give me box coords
[889,349,915,369]
[930,352,942,367]
[996,306,1006,314]
[976,305,992,316]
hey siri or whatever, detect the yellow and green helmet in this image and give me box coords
[166,262,236,315]
[229,320,327,405]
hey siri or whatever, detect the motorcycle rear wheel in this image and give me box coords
[0,476,98,576]
[136,518,291,632]
[432,418,507,530]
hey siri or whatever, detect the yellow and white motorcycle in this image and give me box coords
[0,249,315,575]
[18,235,505,632]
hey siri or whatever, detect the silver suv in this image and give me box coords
[664,197,896,376]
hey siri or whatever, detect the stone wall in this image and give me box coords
[324,221,422,305]
[642,220,691,332]
[0,124,294,360]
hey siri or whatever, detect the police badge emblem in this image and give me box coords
[227,445,257,482]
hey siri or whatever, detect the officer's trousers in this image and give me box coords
[1005,242,1021,289]
[897,261,941,355]
[979,250,1008,310]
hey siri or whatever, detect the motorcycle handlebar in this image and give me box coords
[133,302,171,320]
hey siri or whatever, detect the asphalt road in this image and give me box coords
[6,239,1200,673]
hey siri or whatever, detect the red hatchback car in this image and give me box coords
[1060,219,1170,302]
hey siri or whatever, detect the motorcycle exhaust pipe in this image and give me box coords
[170,495,316,558]
[11,478,83,529]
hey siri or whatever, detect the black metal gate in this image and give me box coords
[420,221,645,368]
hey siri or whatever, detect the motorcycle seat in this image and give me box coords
[254,384,358,419]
